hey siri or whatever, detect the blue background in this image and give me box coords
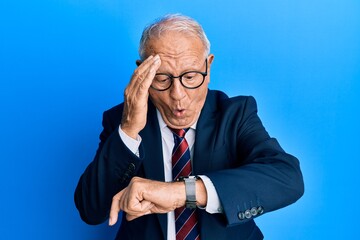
[1,0,359,239]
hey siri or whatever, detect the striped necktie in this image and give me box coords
[170,128,200,240]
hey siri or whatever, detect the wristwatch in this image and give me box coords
[177,176,199,209]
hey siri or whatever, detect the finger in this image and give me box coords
[136,199,155,212]
[125,197,154,214]
[126,212,151,221]
[126,213,139,221]
[125,204,153,221]
[124,55,160,104]
[122,199,154,221]
[136,55,153,68]
[123,57,161,117]
[129,55,156,85]
[139,55,161,89]
[125,207,152,221]
[132,57,161,100]
[130,55,161,87]
[109,190,125,226]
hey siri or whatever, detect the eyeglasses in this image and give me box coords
[151,59,208,91]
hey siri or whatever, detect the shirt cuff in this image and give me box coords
[197,175,223,214]
[118,125,142,157]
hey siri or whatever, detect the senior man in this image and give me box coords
[75,14,304,240]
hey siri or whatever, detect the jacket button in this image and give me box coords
[250,207,258,216]
[123,172,130,181]
[257,206,264,215]
[128,163,135,171]
[238,212,245,220]
[244,210,252,219]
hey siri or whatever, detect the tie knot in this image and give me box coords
[169,127,189,138]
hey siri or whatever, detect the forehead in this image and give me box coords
[146,32,205,58]
[146,31,205,70]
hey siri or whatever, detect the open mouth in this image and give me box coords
[173,109,186,117]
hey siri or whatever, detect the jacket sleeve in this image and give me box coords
[74,107,144,225]
[205,96,304,226]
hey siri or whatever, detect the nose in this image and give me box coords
[169,78,186,100]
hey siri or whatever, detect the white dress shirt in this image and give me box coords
[118,110,223,239]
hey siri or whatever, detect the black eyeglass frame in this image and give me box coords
[151,59,208,91]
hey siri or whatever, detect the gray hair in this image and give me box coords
[139,14,211,59]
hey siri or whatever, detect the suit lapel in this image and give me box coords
[194,90,227,237]
[139,100,167,239]
[140,101,165,182]
[193,90,219,175]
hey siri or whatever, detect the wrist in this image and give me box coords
[120,124,140,140]
[172,181,186,208]
[195,178,207,207]
[176,176,207,209]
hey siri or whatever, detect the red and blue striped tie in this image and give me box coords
[170,128,200,240]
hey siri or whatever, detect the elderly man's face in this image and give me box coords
[146,31,214,129]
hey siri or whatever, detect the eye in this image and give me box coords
[183,72,197,81]
[154,74,171,82]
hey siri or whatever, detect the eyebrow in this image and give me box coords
[157,60,203,75]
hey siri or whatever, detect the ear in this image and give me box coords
[207,54,215,71]
[205,54,215,84]
[208,54,214,65]
[136,60,142,66]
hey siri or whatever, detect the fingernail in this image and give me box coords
[109,217,113,226]
[154,55,160,61]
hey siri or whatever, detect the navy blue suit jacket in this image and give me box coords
[75,90,304,239]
